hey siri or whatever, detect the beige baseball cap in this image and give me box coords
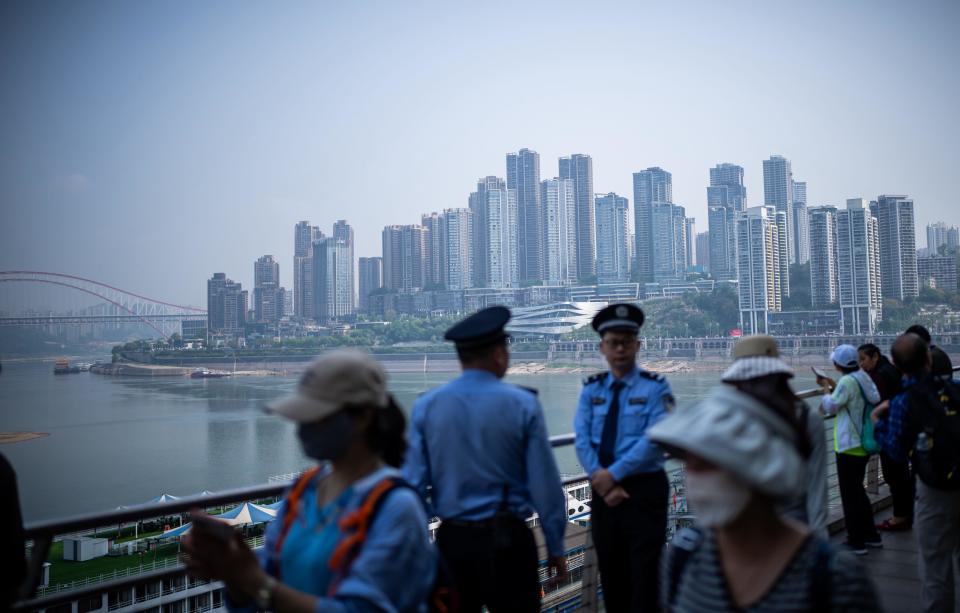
[266,349,389,423]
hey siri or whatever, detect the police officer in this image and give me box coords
[403,306,568,612]
[574,303,673,613]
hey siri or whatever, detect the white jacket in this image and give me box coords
[821,370,881,454]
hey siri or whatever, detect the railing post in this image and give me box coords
[866,454,880,495]
[579,528,599,612]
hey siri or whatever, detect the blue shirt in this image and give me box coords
[875,376,921,463]
[230,466,435,613]
[574,367,672,482]
[402,369,568,558]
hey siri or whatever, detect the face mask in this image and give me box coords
[684,469,752,527]
[298,411,354,462]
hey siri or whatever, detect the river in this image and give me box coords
[0,358,820,522]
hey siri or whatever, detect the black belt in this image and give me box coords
[441,515,522,530]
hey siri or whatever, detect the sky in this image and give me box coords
[1,0,959,308]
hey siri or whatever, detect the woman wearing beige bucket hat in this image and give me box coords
[182,349,436,612]
[649,386,879,612]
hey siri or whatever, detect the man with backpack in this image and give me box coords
[874,333,960,612]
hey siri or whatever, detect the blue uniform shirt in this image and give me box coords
[402,369,568,558]
[574,367,673,483]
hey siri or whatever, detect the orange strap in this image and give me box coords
[272,466,323,579]
[327,478,397,578]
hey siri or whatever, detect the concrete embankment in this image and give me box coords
[91,362,192,377]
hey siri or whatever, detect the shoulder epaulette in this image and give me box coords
[638,370,665,383]
[517,385,539,396]
[583,371,608,385]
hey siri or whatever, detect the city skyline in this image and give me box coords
[2,2,959,306]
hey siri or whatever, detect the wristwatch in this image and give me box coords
[254,574,277,610]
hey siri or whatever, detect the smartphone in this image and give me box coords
[191,513,236,543]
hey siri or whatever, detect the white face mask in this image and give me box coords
[684,469,752,527]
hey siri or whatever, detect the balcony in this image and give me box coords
[13,390,916,612]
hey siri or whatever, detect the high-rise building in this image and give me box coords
[775,210,791,298]
[313,237,354,323]
[507,149,543,283]
[918,256,958,291]
[836,199,882,334]
[696,231,711,271]
[708,163,747,212]
[485,187,519,288]
[440,208,474,290]
[595,192,630,283]
[421,212,444,288]
[685,218,697,272]
[294,221,323,319]
[253,255,281,323]
[358,257,382,312]
[559,154,595,280]
[652,202,687,281]
[737,206,782,335]
[332,221,356,310]
[541,178,577,285]
[927,221,960,255]
[382,225,427,292]
[791,180,809,265]
[633,167,673,282]
[875,195,919,301]
[206,273,246,338]
[708,206,737,281]
[762,155,795,265]
[807,207,839,307]
[468,176,505,288]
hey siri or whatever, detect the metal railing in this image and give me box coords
[12,384,894,612]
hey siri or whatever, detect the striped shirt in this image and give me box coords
[661,530,880,612]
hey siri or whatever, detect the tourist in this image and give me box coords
[650,385,879,612]
[183,350,435,612]
[1,452,26,609]
[403,306,568,613]
[817,344,882,555]
[875,333,960,612]
[721,335,828,536]
[907,325,954,377]
[573,303,673,612]
[858,343,914,533]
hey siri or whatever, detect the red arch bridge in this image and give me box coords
[0,271,206,339]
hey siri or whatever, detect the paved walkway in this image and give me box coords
[832,508,921,613]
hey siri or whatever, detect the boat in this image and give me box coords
[54,358,81,375]
[190,369,231,379]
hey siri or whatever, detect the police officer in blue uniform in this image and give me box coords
[574,303,673,613]
[403,306,569,612]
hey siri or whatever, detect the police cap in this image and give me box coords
[591,303,645,335]
[444,305,511,349]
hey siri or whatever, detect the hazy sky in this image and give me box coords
[2,0,958,307]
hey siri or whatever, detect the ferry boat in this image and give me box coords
[53,358,81,375]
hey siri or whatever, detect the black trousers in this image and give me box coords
[436,515,540,613]
[591,470,668,613]
[880,451,915,520]
[836,453,882,545]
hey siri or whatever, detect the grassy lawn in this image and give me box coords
[47,540,181,586]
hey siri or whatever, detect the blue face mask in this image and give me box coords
[298,411,354,462]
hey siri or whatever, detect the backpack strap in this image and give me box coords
[270,466,323,579]
[809,539,834,612]
[327,477,408,593]
[666,527,702,609]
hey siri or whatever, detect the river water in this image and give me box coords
[0,359,819,522]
